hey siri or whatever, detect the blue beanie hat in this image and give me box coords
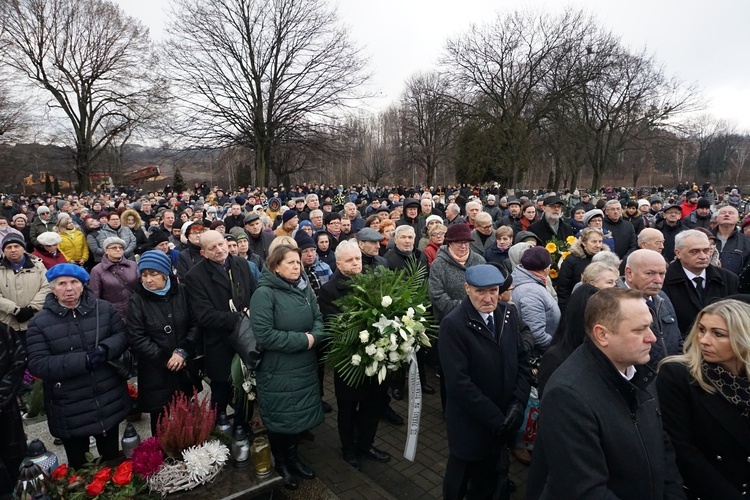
[137,250,172,277]
[46,263,90,283]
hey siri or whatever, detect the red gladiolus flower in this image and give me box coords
[51,464,68,480]
[112,461,133,486]
[93,466,111,482]
[84,478,106,496]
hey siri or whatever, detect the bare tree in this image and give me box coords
[400,72,458,185]
[1,0,166,190]
[164,0,370,188]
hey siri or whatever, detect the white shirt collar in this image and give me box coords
[682,267,707,282]
[620,365,636,380]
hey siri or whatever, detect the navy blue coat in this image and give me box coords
[26,291,130,439]
[439,297,531,461]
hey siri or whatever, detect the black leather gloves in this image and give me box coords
[15,306,37,323]
[85,345,108,371]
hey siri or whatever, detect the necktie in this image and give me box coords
[487,315,495,341]
[692,276,704,301]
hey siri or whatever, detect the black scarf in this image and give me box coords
[702,361,750,418]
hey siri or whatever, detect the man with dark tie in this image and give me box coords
[617,249,682,381]
[662,230,738,336]
[439,264,531,500]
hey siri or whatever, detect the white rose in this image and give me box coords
[388,351,400,362]
[365,344,377,356]
[351,354,362,366]
[374,348,386,362]
[365,361,378,377]
[381,296,393,307]
[406,307,415,318]
[359,330,369,343]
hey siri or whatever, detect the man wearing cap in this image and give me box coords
[573,193,595,214]
[295,231,332,295]
[244,213,274,263]
[356,228,388,270]
[440,264,531,500]
[229,227,264,272]
[653,203,686,262]
[528,195,574,245]
[274,210,299,238]
[511,246,560,353]
[497,198,523,234]
[684,198,711,229]
[0,233,50,344]
[711,205,750,275]
[184,230,256,416]
[527,288,684,499]
[148,231,179,270]
[29,205,57,249]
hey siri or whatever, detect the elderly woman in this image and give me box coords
[556,228,604,313]
[249,245,324,490]
[96,212,136,260]
[378,219,396,256]
[657,299,750,499]
[128,251,201,436]
[418,215,444,251]
[580,209,615,252]
[55,214,89,266]
[25,264,130,469]
[10,214,31,252]
[89,237,138,321]
[33,232,68,269]
[421,223,446,266]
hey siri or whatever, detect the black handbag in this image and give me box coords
[95,299,135,380]
[229,311,262,370]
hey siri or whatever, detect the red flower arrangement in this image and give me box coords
[48,454,148,499]
[127,381,138,399]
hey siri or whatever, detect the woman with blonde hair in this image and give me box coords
[656,299,750,499]
[55,214,89,267]
[556,228,603,312]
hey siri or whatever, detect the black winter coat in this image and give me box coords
[528,340,685,500]
[439,297,531,461]
[555,249,593,313]
[528,216,574,245]
[0,324,26,494]
[662,262,739,336]
[176,242,205,280]
[318,270,388,401]
[383,247,422,271]
[184,256,256,382]
[602,215,637,259]
[128,277,202,412]
[25,291,131,439]
[712,228,750,275]
[656,361,750,499]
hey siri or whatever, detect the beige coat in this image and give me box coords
[0,254,50,331]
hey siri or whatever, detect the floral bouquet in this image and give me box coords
[48,456,150,499]
[325,263,434,387]
[545,235,576,280]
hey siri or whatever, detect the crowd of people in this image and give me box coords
[0,180,749,499]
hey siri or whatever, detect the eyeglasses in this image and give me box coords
[451,241,470,247]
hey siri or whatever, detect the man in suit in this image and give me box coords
[184,230,256,416]
[440,264,531,500]
[662,229,739,336]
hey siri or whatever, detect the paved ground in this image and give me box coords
[23,367,531,499]
[297,366,530,500]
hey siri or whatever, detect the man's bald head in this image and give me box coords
[199,229,229,264]
[625,249,666,297]
[637,228,665,253]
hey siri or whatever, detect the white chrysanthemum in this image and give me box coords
[203,440,230,467]
[351,354,362,366]
[359,330,369,343]
[182,445,213,482]
[381,296,392,307]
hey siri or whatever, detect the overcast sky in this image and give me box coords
[114,0,750,130]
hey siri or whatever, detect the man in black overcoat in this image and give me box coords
[318,240,391,470]
[184,230,256,415]
[662,229,739,336]
[439,264,531,500]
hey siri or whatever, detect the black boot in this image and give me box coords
[286,435,315,480]
[275,458,298,490]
